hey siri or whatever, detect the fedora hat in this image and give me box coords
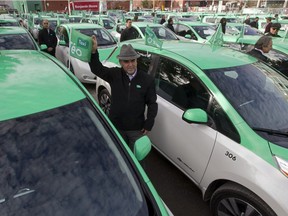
[117,44,140,60]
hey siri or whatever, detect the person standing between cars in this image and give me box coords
[219,18,227,34]
[160,15,166,25]
[247,35,272,62]
[38,19,57,56]
[243,15,250,25]
[120,19,138,42]
[166,18,175,32]
[264,17,272,34]
[265,23,281,37]
[89,35,158,149]
[249,17,259,29]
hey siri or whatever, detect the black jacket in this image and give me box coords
[120,27,138,42]
[167,23,175,32]
[247,49,268,62]
[89,51,158,131]
[38,28,57,56]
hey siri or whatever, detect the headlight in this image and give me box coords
[274,156,288,177]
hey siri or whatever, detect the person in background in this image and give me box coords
[264,17,272,34]
[18,19,24,27]
[265,23,281,37]
[89,36,158,150]
[274,14,279,22]
[120,18,138,42]
[38,19,57,56]
[249,17,259,29]
[219,18,227,34]
[243,15,250,25]
[133,15,138,22]
[166,18,175,32]
[247,35,272,62]
[160,15,166,25]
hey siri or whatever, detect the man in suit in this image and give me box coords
[38,19,57,56]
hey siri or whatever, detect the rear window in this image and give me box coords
[0,33,37,50]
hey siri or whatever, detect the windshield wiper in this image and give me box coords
[252,127,288,137]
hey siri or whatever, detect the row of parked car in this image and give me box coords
[0,23,173,216]
[2,10,288,215]
[54,18,288,215]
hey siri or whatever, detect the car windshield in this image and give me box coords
[232,25,263,35]
[0,99,150,216]
[49,20,68,31]
[0,33,36,50]
[204,62,288,147]
[139,26,178,40]
[68,17,82,23]
[191,25,216,39]
[102,19,115,29]
[77,28,116,46]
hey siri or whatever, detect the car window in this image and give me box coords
[175,24,190,37]
[0,99,150,215]
[209,98,241,142]
[102,19,115,29]
[155,57,209,111]
[0,33,36,50]
[77,28,116,46]
[193,25,216,39]
[139,26,178,40]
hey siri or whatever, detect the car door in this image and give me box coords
[147,56,217,183]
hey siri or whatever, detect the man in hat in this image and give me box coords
[89,35,158,149]
[265,23,281,37]
[264,17,272,34]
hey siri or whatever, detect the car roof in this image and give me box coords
[0,50,86,121]
[0,26,28,34]
[176,21,216,26]
[128,39,257,69]
[131,21,164,27]
[60,23,103,29]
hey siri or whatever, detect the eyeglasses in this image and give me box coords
[272,28,279,31]
[122,59,136,63]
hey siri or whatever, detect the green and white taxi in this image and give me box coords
[0,49,171,216]
[106,39,288,216]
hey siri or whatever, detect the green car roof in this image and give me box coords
[127,39,257,69]
[0,26,28,35]
[0,50,86,121]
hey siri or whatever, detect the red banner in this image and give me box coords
[73,1,99,11]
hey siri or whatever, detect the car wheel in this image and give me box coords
[98,89,111,115]
[210,183,276,216]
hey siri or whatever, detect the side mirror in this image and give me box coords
[134,135,152,161]
[182,108,208,124]
[184,34,192,39]
[39,44,47,50]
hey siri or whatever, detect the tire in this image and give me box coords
[210,183,277,216]
[98,89,111,115]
